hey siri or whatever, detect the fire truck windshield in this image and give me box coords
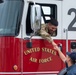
[0,0,24,36]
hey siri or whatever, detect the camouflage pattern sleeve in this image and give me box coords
[40,24,53,43]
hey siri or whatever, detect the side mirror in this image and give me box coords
[26,4,41,48]
[25,37,32,48]
[30,4,41,33]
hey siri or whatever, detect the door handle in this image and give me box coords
[58,43,62,51]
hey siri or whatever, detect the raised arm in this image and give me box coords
[54,45,66,62]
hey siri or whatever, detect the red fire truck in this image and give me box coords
[0,0,76,75]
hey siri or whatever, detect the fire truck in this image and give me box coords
[0,0,76,75]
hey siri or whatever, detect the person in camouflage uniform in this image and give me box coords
[38,18,58,47]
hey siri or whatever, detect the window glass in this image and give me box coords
[42,6,51,15]
[0,0,24,36]
[26,3,57,36]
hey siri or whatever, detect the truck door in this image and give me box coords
[22,0,63,75]
[0,0,24,74]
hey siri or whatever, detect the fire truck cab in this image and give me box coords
[0,0,76,75]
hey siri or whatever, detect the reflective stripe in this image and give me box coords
[0,71,59,74]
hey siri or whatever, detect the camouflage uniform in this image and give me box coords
[37,24,53,43]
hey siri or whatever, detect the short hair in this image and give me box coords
[46,18,58,26]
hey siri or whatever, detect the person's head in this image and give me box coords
[46,18,58,34]
[66,52,76,65]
